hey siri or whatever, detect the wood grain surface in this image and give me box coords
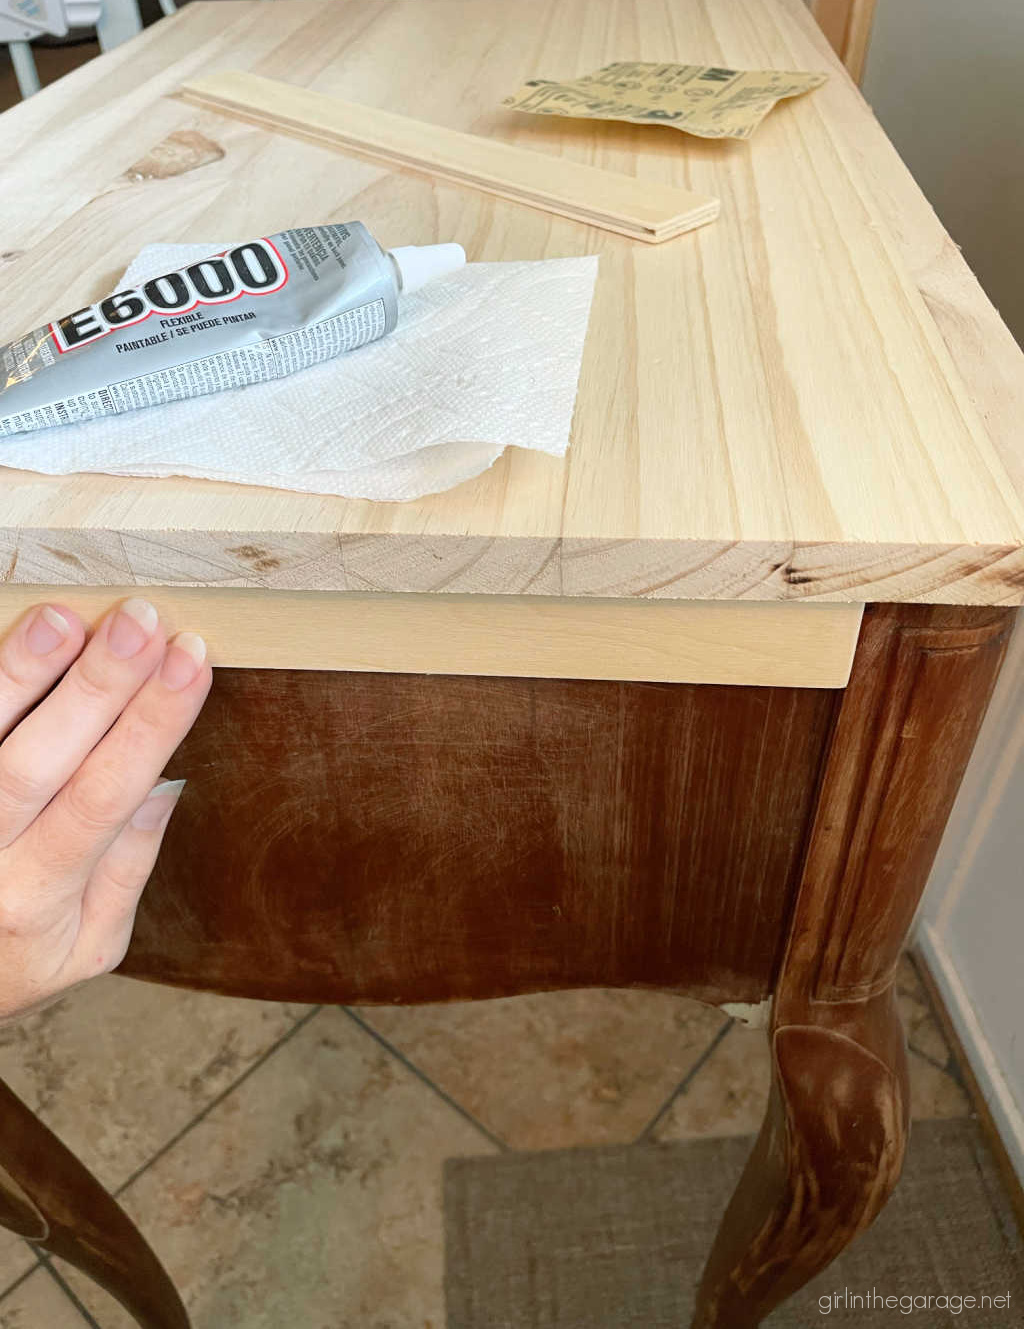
[118,668,838,1005]
[0,587,862,685]
[1,0,1023,604]
[178,71,721,242]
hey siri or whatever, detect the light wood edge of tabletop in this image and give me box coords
[0,588,862,688]
[175,72,721,242]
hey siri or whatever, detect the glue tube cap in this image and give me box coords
[387,242,466,295]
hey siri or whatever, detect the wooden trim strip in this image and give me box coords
[0,587,861,686]
[176,71,720,243]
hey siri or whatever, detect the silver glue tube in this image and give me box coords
[0,222,465,437]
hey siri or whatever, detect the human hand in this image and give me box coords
[0,599,211,1022]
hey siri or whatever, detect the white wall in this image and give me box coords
[861,0,1024,345]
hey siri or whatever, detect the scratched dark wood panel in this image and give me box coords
[119,671,838,1005]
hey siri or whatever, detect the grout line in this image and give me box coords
[0,1256,43,1308]
[114,1005,324,1197]
[636,1018,733,1142]
[1,1004,325,1315]
[909,1043,957,1077]
[341,1007,509,1153]
[904,952,965,1082]
[39,1254,104,1328]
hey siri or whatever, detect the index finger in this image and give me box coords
[28,630,210,880]
[0,598,166,848]
[0,603,87,735]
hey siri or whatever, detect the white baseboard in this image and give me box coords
[916,923,1024,1186]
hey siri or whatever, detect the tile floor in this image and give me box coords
[0,954,972,1328]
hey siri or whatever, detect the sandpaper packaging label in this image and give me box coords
[0,223,399,438]
[504,62,827,140]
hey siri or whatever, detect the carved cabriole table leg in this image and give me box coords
[0,1077,190,1328]
[693,604,1014,1327]
[0,604,1011,1329]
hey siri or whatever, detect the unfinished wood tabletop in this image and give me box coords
[1,0,1023,604]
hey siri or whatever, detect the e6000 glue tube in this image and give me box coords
[0,223,465,438]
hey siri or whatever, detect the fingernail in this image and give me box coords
[108,598,158,660]
[159,632,206,692]
[131,778,186,831]
[26,605,72,656]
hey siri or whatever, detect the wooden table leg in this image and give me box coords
[0,1077,189,1329]
[693,604,1014,1327]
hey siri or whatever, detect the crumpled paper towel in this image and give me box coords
[2,244,598,501]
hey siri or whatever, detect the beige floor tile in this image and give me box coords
[652,1023,771,1143]
[0,975,310,1192]
[59,1006,494,1329]
[0,976,309,1295]
[908,1048,971,1118]
[355,988,727,1149]
[0,1268,90,1328]
[0,1241,34,1310]
[896,953,955,1068]
[0,1187,35,1299]
[896,953,970,1116]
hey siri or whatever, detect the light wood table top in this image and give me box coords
[1,0,1022,611]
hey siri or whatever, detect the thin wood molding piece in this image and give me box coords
[176,71,720,244]
[0,587,862,686]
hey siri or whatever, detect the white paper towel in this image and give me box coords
[1,244,598,502]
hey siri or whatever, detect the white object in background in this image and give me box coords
[1,0,169,100]
[0,243,599,502]
[94,0,142,50]
[0,0,102,40]
[388,243,466,295]
[6,29,40,93]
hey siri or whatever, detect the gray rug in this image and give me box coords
[444,1119,1023,1327]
